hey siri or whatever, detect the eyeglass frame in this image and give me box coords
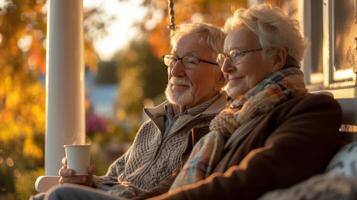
[217,48,263,66]
[162,54,219,69]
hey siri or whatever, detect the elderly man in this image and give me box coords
[31,23,226,200]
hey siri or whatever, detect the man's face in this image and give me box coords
[221,26,275,99]
[165,33,223,108]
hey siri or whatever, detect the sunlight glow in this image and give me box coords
[334,69,355,81]
[17,35,32,52]
[84,0,147,61]
[6,157,14,167]
[0,0,9,9]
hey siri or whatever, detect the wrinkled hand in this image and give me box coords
[58,157,95,187]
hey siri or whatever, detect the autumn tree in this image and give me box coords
[115,37,167,132]
[0,0,112,198]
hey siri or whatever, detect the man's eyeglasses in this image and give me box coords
[162,54,219,69]
[216,48,263,66]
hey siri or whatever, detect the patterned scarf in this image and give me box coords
[170,65,307,190]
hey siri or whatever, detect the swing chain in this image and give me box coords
[354,0,357,24]
[168,0,176,31]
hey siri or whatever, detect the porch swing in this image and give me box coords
[35,0,357,194]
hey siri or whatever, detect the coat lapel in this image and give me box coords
[143,92,228,136]
[167,93,228,135]
[143,101,168,134]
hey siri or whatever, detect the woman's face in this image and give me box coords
[221,26,275,99]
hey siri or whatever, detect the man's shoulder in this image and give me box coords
[200,92,228,116]
[144,100,170,118]
[138,119,159,130]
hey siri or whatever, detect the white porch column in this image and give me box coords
[45,0,84,175]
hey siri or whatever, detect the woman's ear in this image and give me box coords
[272,47,287,71]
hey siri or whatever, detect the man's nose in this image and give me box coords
[170,59,186,77]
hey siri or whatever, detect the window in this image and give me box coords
[302,0,357,97]
[250,0,357,97]
[300,0,324,85]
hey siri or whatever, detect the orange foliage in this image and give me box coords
[0,1,103,160]
[148,20,171,58]
[145,0,247,57]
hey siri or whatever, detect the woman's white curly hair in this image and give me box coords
[224,4,307,62]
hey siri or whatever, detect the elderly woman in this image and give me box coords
[152,4,343,200]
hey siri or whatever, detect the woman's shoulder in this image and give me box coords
[297,93,339,108]
[272,92,341,119]
[281,92,339,108]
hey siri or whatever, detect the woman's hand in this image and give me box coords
[58,157,95,187]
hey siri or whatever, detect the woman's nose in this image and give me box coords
[221,57,235,73]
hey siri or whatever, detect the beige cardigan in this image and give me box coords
[93,93,227,198]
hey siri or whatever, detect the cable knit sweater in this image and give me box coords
[93,93,227,198]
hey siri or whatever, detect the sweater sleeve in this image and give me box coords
[106,146,132,177]
[150,94,343,200]
[92,119,152,190]
[92,145,133,189]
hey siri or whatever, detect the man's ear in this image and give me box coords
[272,47,287,71]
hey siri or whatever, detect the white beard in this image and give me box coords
[165,78,194,106]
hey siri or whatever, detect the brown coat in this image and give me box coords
[152,93,343,200]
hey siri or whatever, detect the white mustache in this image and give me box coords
[169,78,191,86]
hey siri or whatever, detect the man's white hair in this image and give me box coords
[170,23,226,58]
[224,4,307,62]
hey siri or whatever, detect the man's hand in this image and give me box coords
[58,157,95,187]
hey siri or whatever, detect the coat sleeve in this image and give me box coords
[150,95,343,200]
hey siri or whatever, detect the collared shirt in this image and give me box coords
[163,94,221,136]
